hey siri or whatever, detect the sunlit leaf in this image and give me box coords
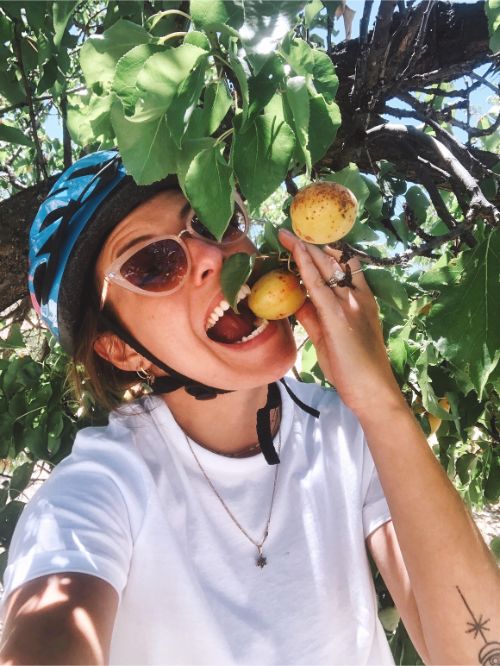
[80,19,150,90]
[134,44,207,122]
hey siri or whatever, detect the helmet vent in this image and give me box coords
[32,262,47,305]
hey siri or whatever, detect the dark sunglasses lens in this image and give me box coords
[190,207,247,243]
[120,239,188,292]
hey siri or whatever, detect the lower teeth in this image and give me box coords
[236,319,268,344]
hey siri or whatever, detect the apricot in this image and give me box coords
[290,181,358,244]
[248,269,306,320]
[427,398,450,435]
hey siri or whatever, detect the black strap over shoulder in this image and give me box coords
[256,382,282,465]
[280,378,320,418]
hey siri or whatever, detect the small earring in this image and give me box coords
[136,367,154,385]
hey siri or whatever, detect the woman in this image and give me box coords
[0,151,498,665]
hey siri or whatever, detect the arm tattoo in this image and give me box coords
[456,586,500,666]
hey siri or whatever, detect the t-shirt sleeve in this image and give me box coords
[361,442,392,539]
[2,434,143,604]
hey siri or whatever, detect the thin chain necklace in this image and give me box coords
[184,425,282,569]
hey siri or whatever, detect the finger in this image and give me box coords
[303,243,353,300]
[279,230,344,315]
[323,246,370,293]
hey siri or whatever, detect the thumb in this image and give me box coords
[293,299,324,348]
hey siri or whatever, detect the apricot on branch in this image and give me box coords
[290,181,358,244]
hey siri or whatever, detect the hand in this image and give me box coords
[279,229,404,417]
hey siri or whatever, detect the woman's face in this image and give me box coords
[95,190,297,390]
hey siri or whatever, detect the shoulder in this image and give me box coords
[30,400,157,522]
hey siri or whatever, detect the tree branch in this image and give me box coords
[367,123,500,227]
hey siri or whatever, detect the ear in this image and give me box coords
[93,333,146,373]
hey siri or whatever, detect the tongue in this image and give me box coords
[207,302,256,343]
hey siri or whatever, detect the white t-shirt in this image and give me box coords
[3,379,394,665]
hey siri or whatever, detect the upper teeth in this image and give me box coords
[206,284,251,330]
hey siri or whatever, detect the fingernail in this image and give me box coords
[279,228,293,238]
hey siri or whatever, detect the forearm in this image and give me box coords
[357,397,500,665]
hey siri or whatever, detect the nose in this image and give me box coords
[186,237,254,287]
[185,237,224,286]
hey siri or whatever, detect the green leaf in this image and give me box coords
[264,221,285,253]
[167,53,208,147]
[110,99,177,185]
[280,34,314,76]
[228,48,250,121]
[183,31,211,51]
[304,0,324,27]
[201,81,232,135]
[113,43,163,116]
[324,163,370,215]
[406,185,430,225]
[362,177,383,221]
[185,145,234,241]
[10,462,35,500]
[80,19,150,90]
[247,54,285,123]
[285,76,311,174]
[190,0,244,30]
[220,253,255,311]
[490,536,500,563]
[308,94,340,165]
[415,346,450,417]
[176,136,215,190]
[388,336,407,376]
[0,414,13,458]
[485,0,500,51]
[427,232,500,398]
[52,1,74,48]
[0,70,25,105]
[311,49,338,103]
[419,253,465,289]
[232,113,295,210]
[36,57,58,95]
[0,501,24,548]
[0,324,25,349]
[25,2,49,30]
[364,267,409,314]
[485,453,500,502]
[134,44,206,122]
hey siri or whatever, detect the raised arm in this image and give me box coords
[0,573,118,665]
[279,229,500,665]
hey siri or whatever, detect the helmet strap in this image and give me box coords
[97,312,320,464]
[97,311,229,400]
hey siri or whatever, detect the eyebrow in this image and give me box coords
[115,200,193,258]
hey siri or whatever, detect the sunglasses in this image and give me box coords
[100,199,249,309]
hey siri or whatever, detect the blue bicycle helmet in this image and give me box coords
[29,150,178,354]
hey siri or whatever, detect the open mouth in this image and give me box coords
[205,284,269,344]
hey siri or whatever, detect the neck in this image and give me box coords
[161,383,277,457]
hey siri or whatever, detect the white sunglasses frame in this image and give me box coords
[100,196,250,309]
